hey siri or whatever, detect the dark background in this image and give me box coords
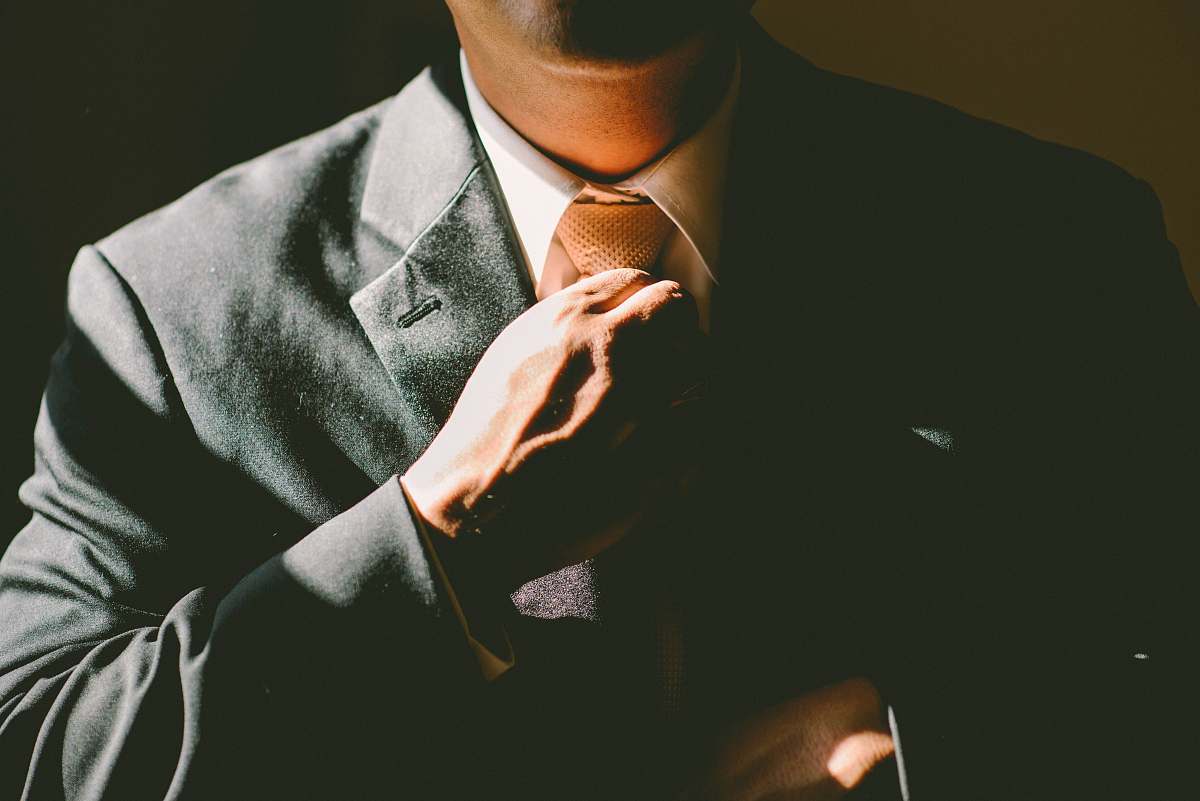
[2,1,1196,548]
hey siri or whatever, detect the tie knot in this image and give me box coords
[555,200,675,277]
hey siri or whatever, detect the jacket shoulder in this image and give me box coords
[96,96,391,303]
[795,53,1154,221]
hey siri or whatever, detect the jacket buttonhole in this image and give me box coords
[396,296,442,328]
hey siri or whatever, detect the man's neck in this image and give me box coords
[457,28,738,183]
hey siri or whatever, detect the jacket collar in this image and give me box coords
[358,59,486,255]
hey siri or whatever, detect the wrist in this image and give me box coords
[399,472,524,591]
[400,464,475,539]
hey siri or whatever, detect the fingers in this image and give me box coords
[568,268,658,313]
[605,277,698,330]
[556,269,698,331]
[596,277,703,410]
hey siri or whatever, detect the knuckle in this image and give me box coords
[599,268,654,294]
[551,296,581,325]
[611,266,652,283]
[590,325,618,354]
[543,291,592,327]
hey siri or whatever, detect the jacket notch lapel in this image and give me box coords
[349,61,535,454]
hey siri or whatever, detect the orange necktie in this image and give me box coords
[555,199,675,276]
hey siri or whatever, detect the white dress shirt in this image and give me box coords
[460,50,741,332]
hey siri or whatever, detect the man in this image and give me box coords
[0,1,1195,798]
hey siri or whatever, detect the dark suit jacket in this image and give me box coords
[1,20,1196,801]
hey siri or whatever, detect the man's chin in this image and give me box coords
[506,0,733,65]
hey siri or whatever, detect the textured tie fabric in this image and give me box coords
[654,590,687,716]
[510,554,689,717]
[555,199,675,276]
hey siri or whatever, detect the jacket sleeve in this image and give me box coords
[0,246,486,800]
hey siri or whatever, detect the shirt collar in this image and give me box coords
[460,48,740,285]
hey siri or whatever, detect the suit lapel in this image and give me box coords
[350,60,536,457]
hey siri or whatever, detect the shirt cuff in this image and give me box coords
[398,475,516,682]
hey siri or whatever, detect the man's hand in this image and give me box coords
[402,268,703,589]
[689,678,896,801]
